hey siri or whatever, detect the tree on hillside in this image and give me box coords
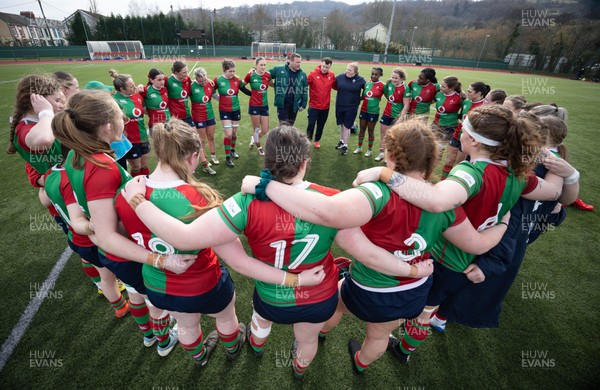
[326,9,351,50]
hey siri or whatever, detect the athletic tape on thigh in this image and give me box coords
[232,124,240,128]
[223,124,233,129]
[251,309,272,339]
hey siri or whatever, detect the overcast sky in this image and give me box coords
[0,0,369,21]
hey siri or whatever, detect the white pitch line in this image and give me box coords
[0,246,73,372]
[189,61,199,76]
[0,79,22,85]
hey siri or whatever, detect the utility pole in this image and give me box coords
[37,0,55,45]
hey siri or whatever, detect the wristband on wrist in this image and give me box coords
[498,221,509,227]
[146,252,167,269]
[564,169,580,185]
[282,272,299,287]
[408,264,418,278]
[129,193,147,210]
[255,168,275,201]
[38,110,54,119]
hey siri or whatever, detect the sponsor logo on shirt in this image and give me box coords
[453,170,476,187]
[223,197,242,217]
[361,182,383,200]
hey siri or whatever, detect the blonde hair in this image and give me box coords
[52,90,121,169]
[152,118,222,214]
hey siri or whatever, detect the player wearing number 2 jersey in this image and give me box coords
[241,120,509,374]
[123,125,424,379]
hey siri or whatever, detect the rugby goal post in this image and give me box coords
[251,42,297,60]
[86,41,145,60]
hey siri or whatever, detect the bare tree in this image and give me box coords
[88,0,98,14]
[326,9,351,50]
[252,4,269,42]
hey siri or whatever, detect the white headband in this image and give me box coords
[462,117,502,147]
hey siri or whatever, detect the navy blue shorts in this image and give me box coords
[182,117,195,127]
[146,265,235,314]
[359,111,379,123]
[124,142,151,160]
[341,276,432,323]
[219,110,241,121]
[336,106,359,129]
[253,289,338,324]
[426,261,471,307]
[68,240,103,268]
[379,115,396,126]
[98,253,146,294]
[53,215,68,235]
[249,105,269,116]
[195,118,216,128]
[432,124,456,142]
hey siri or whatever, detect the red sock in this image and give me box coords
[224,137,231,156]
[140,167,150,175]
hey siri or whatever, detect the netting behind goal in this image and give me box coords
[86,41,145,60]
[251,42,297,59]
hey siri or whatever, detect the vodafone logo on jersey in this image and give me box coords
[159,101,168,109]
[227,88,235,95]
[389,95,396,102]
[181,90,188,98]
[202,95,210,103]
[415,96,423,102]
[366,91,373,98]
[259,84,267,90]
[132,107,143,117]
[439,106,446,113]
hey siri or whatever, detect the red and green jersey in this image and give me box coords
[354,181,466,291]
[433,91,462,127]
[454,99,485,137]
[114,178,221,297]
[166,75,191,119]
[360,80,385,114]
[214,75,241,112]
[408,81,440,115]
[436,160,539,272]
[190,81,215,123]
[140,85,170,127]
[244,71,271,107]
[64,151,131,262]
[383,82,411,117]
[217,182,339,307]
[113,92,148,144]
[14,118,62,175]
[44,165,93,247]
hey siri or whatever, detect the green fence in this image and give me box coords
[0,45,508,70]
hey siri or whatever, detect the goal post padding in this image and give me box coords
[86,41,145,60]
[251,42,297,59]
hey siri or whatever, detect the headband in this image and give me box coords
[462,117,501,147]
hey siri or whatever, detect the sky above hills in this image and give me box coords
[1,0,368,21]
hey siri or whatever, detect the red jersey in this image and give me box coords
[307,66,336,110]
[114,179,221,296]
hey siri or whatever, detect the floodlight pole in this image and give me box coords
[211,9,216,57]
[320,17,326,58]
[476,34,490,68]
[409,26,417,54]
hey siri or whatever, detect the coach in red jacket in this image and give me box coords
[306,57,336,148]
